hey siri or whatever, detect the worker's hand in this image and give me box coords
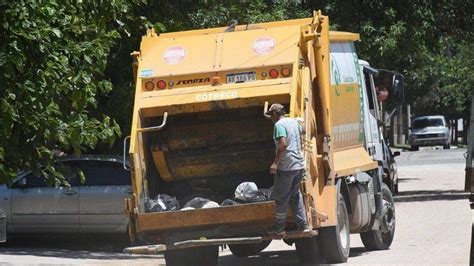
[270,162,277,175]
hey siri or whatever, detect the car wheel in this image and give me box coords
[443,143,450,149]
[410,145,419,151]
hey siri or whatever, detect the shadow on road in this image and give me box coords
[397,177,421,183]
[349,247,371,258]
[219,250,300,266]
[218,245,373,265]
[394,189,469,202]
[0,234,160,260]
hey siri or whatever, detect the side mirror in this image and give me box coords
[393,151,401,157]
[392,73,404,104]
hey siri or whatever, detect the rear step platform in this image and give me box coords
[123,230,318,254]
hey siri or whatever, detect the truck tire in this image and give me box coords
[295,236,324,264]
[360,183,396,250]
[410,145,419,151]
[228,240,271,257]
[319,193,350,263]
[443,143,450,150]
[164,246,218,266]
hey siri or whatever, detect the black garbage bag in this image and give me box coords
[183,197,211,209]
[145,194,180,213]
[220,199,240,206]
[258,186,273,200]
[248,190,267,202]
[157,194,180,211]
[145,198,165,213]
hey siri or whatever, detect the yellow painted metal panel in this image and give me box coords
[219,26,300,70]
[138,80,292,115]
[333,146,378,176]
[139,34,217,76]
[151,151,173,182]
[136,202,276,232]
[329,31,360,42]
[330,83,364,149]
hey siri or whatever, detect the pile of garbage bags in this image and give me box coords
[181,197,220,210]
[145,182,272,213]
[144,194,180,213]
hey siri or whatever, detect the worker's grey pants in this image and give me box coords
[273,169,307,229]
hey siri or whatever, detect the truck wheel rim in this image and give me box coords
[381,199,395,234]
[339,202,349,249]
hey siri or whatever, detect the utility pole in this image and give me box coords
[407,104,411,137]
[397,105,404,145]
[393,114,398,145]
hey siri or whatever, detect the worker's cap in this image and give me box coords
[265,103,286,116]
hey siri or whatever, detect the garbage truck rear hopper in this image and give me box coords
[124,11,402,265]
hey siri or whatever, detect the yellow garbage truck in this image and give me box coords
[124,11,403,265]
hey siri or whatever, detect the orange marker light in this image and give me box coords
[144,81,155,90]
[281,67,291,77]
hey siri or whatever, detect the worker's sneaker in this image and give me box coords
[296,223,311,233]
[266,225,286,237]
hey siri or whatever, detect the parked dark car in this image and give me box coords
[0,155,131,238]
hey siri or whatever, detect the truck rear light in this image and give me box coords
[281,67,291,77]
[169,81,174,87]
[157,80,167,90]
[261,72,268,78]
[269,69,279,78]
[144,81,155,91]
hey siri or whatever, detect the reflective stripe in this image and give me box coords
[276,212,287,218]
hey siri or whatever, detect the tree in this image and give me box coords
[0,1,139,183]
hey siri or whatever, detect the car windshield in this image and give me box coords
[412,118,444,129]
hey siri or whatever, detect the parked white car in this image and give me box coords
[409,115,451,151]
[0,156,131,237]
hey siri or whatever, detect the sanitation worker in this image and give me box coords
[265,103,310,236]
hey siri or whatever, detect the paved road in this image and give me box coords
[0,148,471,265]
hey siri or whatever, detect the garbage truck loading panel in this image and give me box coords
[127,14,378,238]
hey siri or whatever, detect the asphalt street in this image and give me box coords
[0,147,471,265]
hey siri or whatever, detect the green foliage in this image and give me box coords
[1,0,473,183]
[317,0,474,118]
[0,0,135,183]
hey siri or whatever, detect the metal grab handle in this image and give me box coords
[263,101,271,119]
[137,112,168,133]
[123,135,131,171]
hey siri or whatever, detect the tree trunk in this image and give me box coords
[454,119,459,146]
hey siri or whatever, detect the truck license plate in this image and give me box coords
[226,72,257,83]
